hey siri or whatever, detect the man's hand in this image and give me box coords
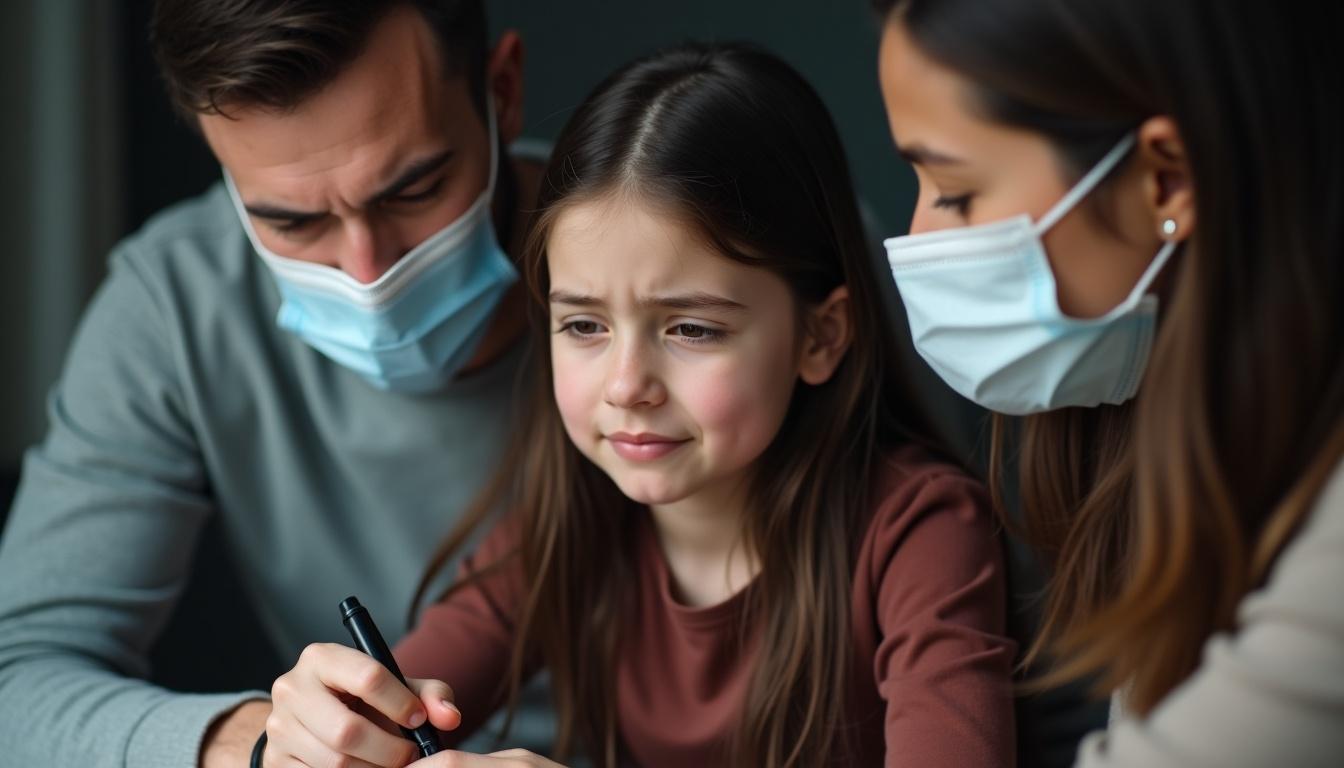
[200,699,271,768]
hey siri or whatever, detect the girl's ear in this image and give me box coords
[799,286,852,386]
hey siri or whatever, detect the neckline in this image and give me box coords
[638,510,756,631]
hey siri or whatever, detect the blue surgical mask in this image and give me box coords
[883,133,1179,415]
[224,95,518,393]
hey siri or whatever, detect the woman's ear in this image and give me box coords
[799,286,853,386]
[1136,116,1196,242]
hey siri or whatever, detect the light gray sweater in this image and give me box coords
[1077,459,1344,767]
[0,180,540,766]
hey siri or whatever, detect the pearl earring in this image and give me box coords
[1162,219,1178,238]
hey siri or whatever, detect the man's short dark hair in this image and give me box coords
[150,0,488,120]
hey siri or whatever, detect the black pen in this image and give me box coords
[339,595,443,757]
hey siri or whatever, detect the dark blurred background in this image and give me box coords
[0,2,1104,765]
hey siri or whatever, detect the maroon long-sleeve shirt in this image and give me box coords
[396,445,1016,766]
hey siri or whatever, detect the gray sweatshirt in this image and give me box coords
[1077,458,1344,767]
[0,180,538,766]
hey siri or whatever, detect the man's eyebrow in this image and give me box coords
[896,142,966,167]
[243,203,326,223]
[548,290,747,312]
[365,149,455,205]
[240,149,456,223]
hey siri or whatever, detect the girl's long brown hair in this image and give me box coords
[876,0,1344,714]
[413,42,944,765]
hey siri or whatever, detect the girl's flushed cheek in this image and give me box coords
[552,356,602,451]
[676,358,794,463]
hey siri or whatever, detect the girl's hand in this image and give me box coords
[264,641,463,768]
[410,749,567,767]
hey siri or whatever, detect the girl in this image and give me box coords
[873,1,1344,765]
[260,43,1016,767]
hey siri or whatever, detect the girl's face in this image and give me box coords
[546,195,840,511]
[877,19,1191,318]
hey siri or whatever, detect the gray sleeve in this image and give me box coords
[0,245,266,767]
[1074,463,1344,768]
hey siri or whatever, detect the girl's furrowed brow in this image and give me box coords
[548,290,603,307]
[548,290,747,312]
[638,293,746,312]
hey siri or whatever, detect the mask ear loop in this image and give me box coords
[1032,131,1184,318]
[1033,132,1138,236]
[481,89,501,199]
[1120,238,1179,309]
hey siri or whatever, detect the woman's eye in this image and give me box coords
[932,193,973,216]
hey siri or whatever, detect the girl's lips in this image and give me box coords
[606,433,690,462]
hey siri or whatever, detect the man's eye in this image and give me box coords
[389,177,446,204]
[271,219,314,234]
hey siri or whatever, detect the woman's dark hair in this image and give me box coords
[873,0,1344,713]
[414,41,946,766]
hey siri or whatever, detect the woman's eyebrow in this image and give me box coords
[897,142,965,166]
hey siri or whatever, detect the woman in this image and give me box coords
[873,0,1343,765]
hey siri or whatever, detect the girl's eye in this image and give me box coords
[932,193,973,216]
[670,323,725,343]
[559,320,604,337]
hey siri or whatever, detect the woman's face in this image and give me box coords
[877,18,1184,318]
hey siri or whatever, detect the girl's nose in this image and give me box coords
[602,338,667,409]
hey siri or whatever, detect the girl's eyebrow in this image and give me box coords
[548,290,747,312]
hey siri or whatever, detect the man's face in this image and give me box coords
[202,7,501,284]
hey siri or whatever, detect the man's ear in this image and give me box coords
[799,285,853,386]
[486,30,525,143]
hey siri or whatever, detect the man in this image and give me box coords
[0,1,549,765]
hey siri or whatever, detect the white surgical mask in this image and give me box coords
[225,94,518,393]
[883,133,1178,415]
